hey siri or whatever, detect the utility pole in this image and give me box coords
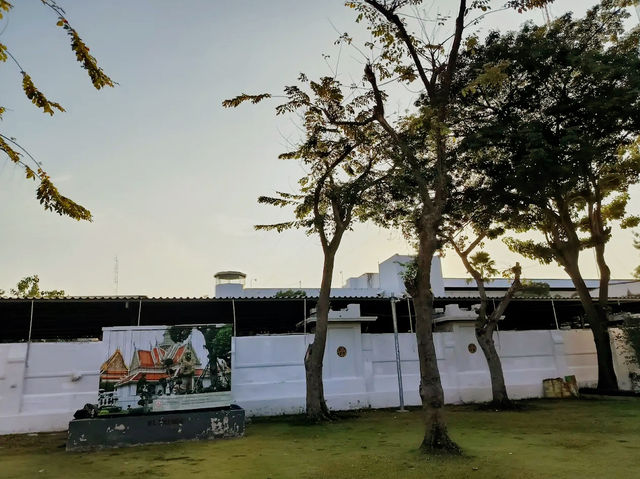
[390,298,406,411]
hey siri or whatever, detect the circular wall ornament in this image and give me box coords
[468,343,477,354]
[337,346,347,357]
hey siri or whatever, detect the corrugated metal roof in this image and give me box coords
[0,295,638,302]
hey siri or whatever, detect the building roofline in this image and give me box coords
[1,295,638,303]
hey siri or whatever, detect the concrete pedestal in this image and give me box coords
[66,405,244,451]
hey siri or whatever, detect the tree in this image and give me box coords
[1,0,114,220]
[168,324,232,392]
[445,227,523,408]
[343,0,549,453]
[8,274,65,298]
[455,0,640,390]
[227,0,549,449]
[385,164,521,409]
[226,75,385,420]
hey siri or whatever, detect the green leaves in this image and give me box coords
[0,135,21,164]
[36,169,92,221]
[9,274,65,299]
[503,238,555,264]
[56,17,115,90]
[226,71,384,249]
[454,1,640,271]
[505,0,555,13]
[518,281,550,297]
[469,251,498,281]
[222,93,272,108]
[22,73,65,115]
[1,132,92,221]
[461,60,510,97]
[0,0,11,19]
[1,2,117,220]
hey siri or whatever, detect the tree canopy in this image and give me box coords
[2,274,65,298]
[453,0,640,390]
[455,2,640,266]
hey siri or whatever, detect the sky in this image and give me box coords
[1,1,639,297]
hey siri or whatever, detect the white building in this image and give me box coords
[215,254,445,298]
[215,253,635,299]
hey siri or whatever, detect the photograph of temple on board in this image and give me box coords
[98,324,232,414]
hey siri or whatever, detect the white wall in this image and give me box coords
[0,341,104,434]
[345,272,380,289]
[1,326,635,433]
[231,325,609,416]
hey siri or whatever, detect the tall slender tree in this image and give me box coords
[445,230,522,408]
[225,76,386,420]
[346,0,549,452]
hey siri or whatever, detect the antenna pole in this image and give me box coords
[114,256,119,295]
[542,5,551,27]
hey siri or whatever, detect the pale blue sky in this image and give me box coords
[1,1,638,297]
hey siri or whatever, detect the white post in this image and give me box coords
[390,298,405,411]
[303,298,307,338]
[407,298,413,333]
[232,299,237,336]
[25,300,34,367]
[551,299,560,330]
[137,299,142,326]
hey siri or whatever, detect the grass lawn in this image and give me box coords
[1,398,639,478]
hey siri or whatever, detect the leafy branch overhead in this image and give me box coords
[0,0,115,220]
[22,73,65,115]
[224,72,387,250]
[44,0,115,89]
[222,93,272,108]
[0,134,92,221]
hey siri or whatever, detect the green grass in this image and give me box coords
[2,398,639,478]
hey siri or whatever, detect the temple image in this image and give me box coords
[99,348,129,390]
[101,329,209,409]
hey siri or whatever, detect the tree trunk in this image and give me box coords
[414,231,460,454]
[304,246,337,420]
[564,259,618,391]
[475,326,510,407]
[595,241,611,307]
[455,245,514,409]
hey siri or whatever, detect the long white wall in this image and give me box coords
[1,327,635,433]
[0,341,104,434]
[231,326,633,416]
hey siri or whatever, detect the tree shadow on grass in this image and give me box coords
[249,409,362,427]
